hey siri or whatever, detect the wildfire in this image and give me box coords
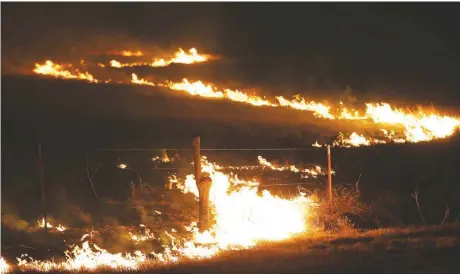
[31,51,460,147]
[33,60,98,83]
[14,157,316,272]
[37,218,67,232]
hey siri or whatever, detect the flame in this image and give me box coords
[257,156,326,178]
[129,225,156,243]
[121,50,143,57]
[17,240,148,272]
[15,157,316,271]
[108,48,211,68]
[276,95,335,119]
[151,48,209,67]
[36,218,67,232]
[131,73,155,87]
[177,157,316,250]
[33,61,98,83]
[0,257,10,273]
[117,164,127,169]
[365,103,460,143]
[31,54,460,147]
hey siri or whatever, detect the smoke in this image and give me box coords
[1,213,29,232]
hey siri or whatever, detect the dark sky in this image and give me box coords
[2,2,460,105]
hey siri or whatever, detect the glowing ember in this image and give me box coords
[0,257,10,273]
[33,60,98,83]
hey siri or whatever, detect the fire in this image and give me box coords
[14,157,316,271]
[108,48,211,68]
[129,225,156,243]
[178,157,316,250]
[33,60,98,83]
[17,239,148,272]
[121,50,143,57]
[36,218,67,232]
[0,257,10,273]
[365,103,460,143]
[131,73,155,86]
[257,156,326,178]
[276,95,335,119]
[31,53,460,147]
[117,164,127,169]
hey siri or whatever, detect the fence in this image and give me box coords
[86,136,334,232]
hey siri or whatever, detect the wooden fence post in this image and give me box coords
[327,145,333,204]
[193,136,212,232]
[38,142,48,234]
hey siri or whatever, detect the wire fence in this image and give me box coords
[87,145,331,190]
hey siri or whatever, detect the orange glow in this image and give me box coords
[121,50,143,57]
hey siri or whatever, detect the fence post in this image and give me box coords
[38,142,48,234]
[193,137,201,184]
[327,145,333,204]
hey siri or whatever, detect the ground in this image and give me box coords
[149,225,460,274]
[7,224,460,273]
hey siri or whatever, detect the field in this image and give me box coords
[5,224,460,273]
[2,76,460,273]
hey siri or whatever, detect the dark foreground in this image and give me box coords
[14,225,460,274]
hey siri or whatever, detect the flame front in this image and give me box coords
[31,51,460,147]
[33,61,98,83]
[107,48,211,68]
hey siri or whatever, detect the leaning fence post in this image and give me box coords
[38,142,48,234]
[327,145,333,204]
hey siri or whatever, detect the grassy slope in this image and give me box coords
[13,224,460,274]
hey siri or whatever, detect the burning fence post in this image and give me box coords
[198,174,212,232]
[193,136,212,232]
[327,145,333,204]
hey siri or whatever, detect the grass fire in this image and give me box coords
[3,2,460,274]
